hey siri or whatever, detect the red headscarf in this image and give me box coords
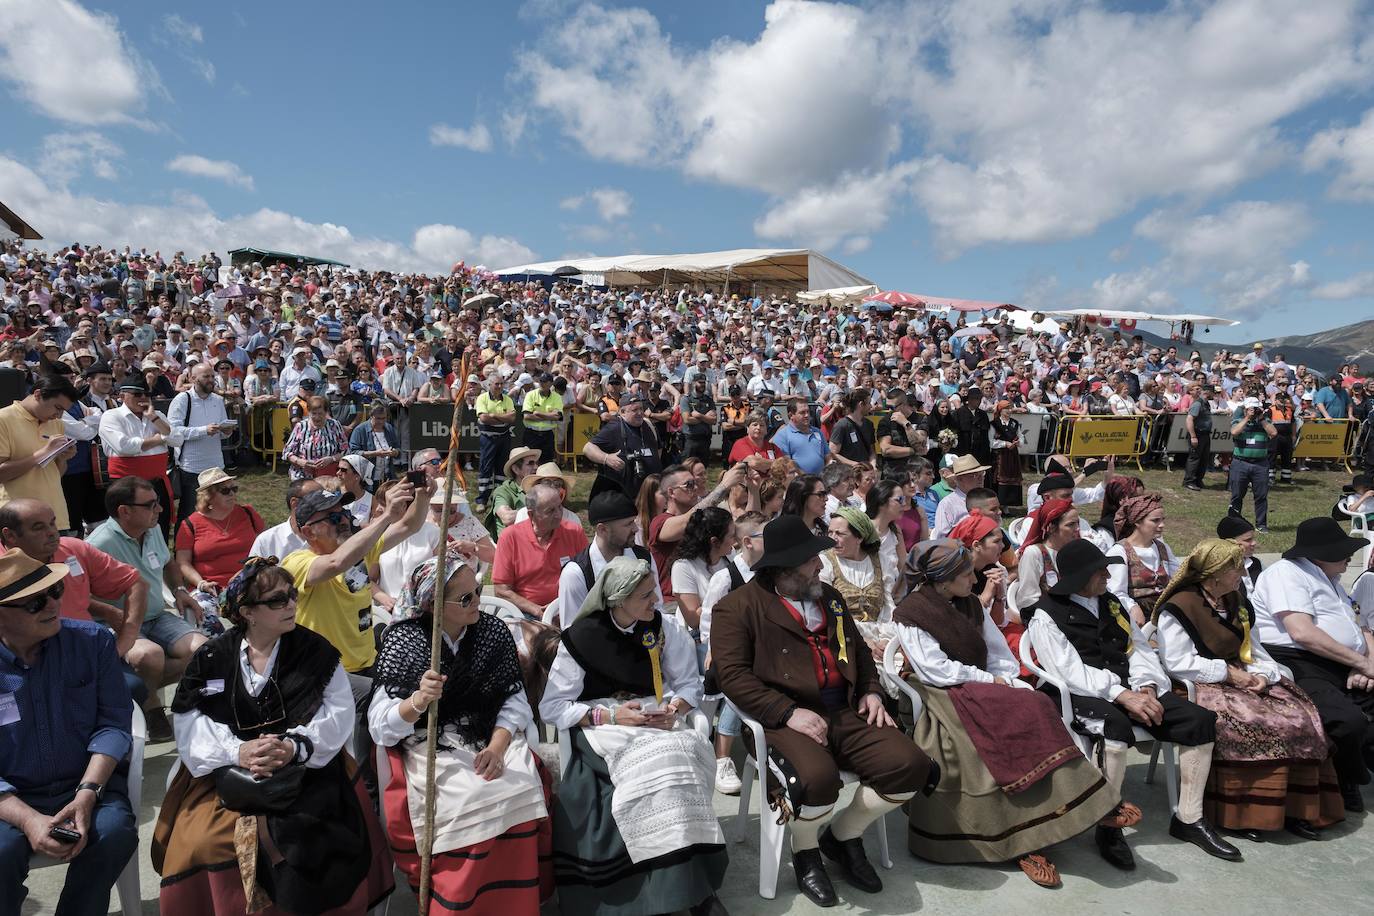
[1018,498,1074,558]
[948,509,999,550]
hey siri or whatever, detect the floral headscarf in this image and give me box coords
[1153,538,1244,618]
[392,547,478,623]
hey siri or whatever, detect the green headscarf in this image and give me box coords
[834,506,880,547]
[576,556,652,624]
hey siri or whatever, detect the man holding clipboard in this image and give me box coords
[0,375,82,531]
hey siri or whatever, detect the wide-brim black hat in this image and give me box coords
[751,515,835,571]
[1047,538,1124,595]
[1283,517,1367,563]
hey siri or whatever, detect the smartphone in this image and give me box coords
[405,469,426,488]
[49,825,81,844]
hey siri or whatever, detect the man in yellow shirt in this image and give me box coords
[521,372,563,463]
[0,375,81,531]
[474,374,515,509]
[280,477,433,762]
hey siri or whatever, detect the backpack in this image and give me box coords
[573,544,652,590]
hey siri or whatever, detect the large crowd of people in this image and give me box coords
[1,237,1372,914]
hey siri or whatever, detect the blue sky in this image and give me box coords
[2,0,1374,343]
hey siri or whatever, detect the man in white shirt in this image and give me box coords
[555,491,660,629]
[1025,454,1111,512]
[278,347,322,402]
[97,377,183,539]
[932,455,989,538]
[1251,517,1374,810]
[167,362,232,528]
[250,478,322,560]
[1027,539,1238,868]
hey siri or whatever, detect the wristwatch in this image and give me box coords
[76,782,104,800]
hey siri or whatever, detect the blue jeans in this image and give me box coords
[1228,456,1270,527]
[0,781,136,916]
[696,639,742,738]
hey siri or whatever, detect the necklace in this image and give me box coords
[202,508,236,533]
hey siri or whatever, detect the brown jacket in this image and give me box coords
[711,579,883,729]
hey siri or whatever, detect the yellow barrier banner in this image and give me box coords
[1294,420,1352,459]
[1065,416,1141,458]
[570,414,602,453]
[269,407,293,455]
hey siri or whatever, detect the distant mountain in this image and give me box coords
[1130,319,1374,374]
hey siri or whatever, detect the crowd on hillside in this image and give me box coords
[2,237,1374,915]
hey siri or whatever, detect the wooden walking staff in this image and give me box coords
[418,350,470,912]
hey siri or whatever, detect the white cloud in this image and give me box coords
[1303,107,1374,201]
[0,0,151,125]
[559,187,633,221]
[500,110,529,146]
[515,0,1374,254]
[166,154,255,191]
[841,236,871,255]
[38,131,123,184]
[429,122,494,152]
[753,163,919,250]
[0,154,535,273]
[1313,272,1374,300]
[156,14,215,84]
[1089,201,1315,315]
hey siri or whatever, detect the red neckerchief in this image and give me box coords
[776,596,844,690]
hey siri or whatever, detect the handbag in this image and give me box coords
[213,733,314,815]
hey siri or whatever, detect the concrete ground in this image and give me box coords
[22,552,1373,914]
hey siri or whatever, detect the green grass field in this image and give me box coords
[233,461,1352,557]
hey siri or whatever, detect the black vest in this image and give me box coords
[170,626,341,740]
[563,609,663,700]
[1033,593,1131,683]
[572,544,652,590]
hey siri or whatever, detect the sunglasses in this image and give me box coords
[215,485,239,496]
[444,587,482,609]
[309,510,350,527]
[251,586,298,610]
[1,581,65,614]
[673,479,701,492]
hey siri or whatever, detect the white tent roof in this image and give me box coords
[1046,308,1239,327]
[495,248,873,293]
[796,284,879,304]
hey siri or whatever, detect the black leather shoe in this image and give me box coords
[1095,825,1136,870]
[1169,816,1243,862]
[689,893,730,916]
[1284,818,1321,841]
[819,827,882,893]
[792,848,837,907]
[1340,781,1365,813]
[1228,828,1264,842]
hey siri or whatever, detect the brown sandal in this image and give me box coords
[1098,801,1143,829]
[1017,853,1061,888]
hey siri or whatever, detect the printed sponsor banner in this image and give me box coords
[1064,416,1142,457]
[1012,411,1051,456]
[1293,419,1352,458]
[1164,411,1234,454]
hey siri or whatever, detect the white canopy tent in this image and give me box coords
[796,284,879,305]
[495,248,873,293]
[1045,308,1239,327]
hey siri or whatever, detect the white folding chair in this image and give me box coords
[880,639,924,725]
[30,705,144,916]
[726,699,892,900]
[1337,502,1374,571]
[479,595,526,626]
[1018,624,1178,812]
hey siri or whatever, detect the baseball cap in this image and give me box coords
[293,489,356,528]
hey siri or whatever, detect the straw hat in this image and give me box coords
[949,455,990,477]
[502,446,540,478]
[0,547,69,606]
[196,467,237,491]
[520,461,576,493]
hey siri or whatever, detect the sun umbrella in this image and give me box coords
[863,290,926,308]
[463,292,501,308]
[214,283,258,299]
[551,265,582,277]
[952,326,995,339]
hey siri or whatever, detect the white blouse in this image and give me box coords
[1025,594,1170,701]
[896,610,1027,689]
[1106,539,1179,616]
[1155,609,1288,686]
[172,639,354,777]
[819,552,895,622]
[366,627,533,747]
[540,613,702,731]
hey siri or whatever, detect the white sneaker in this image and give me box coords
[715,757,742,795]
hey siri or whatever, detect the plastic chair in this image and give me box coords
[726,699,892,900]
[1018,624,1178,812]
[479,595,526,627]
[880,639,924,724]
[1336,501,1374,571]
[30,705,145,916]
